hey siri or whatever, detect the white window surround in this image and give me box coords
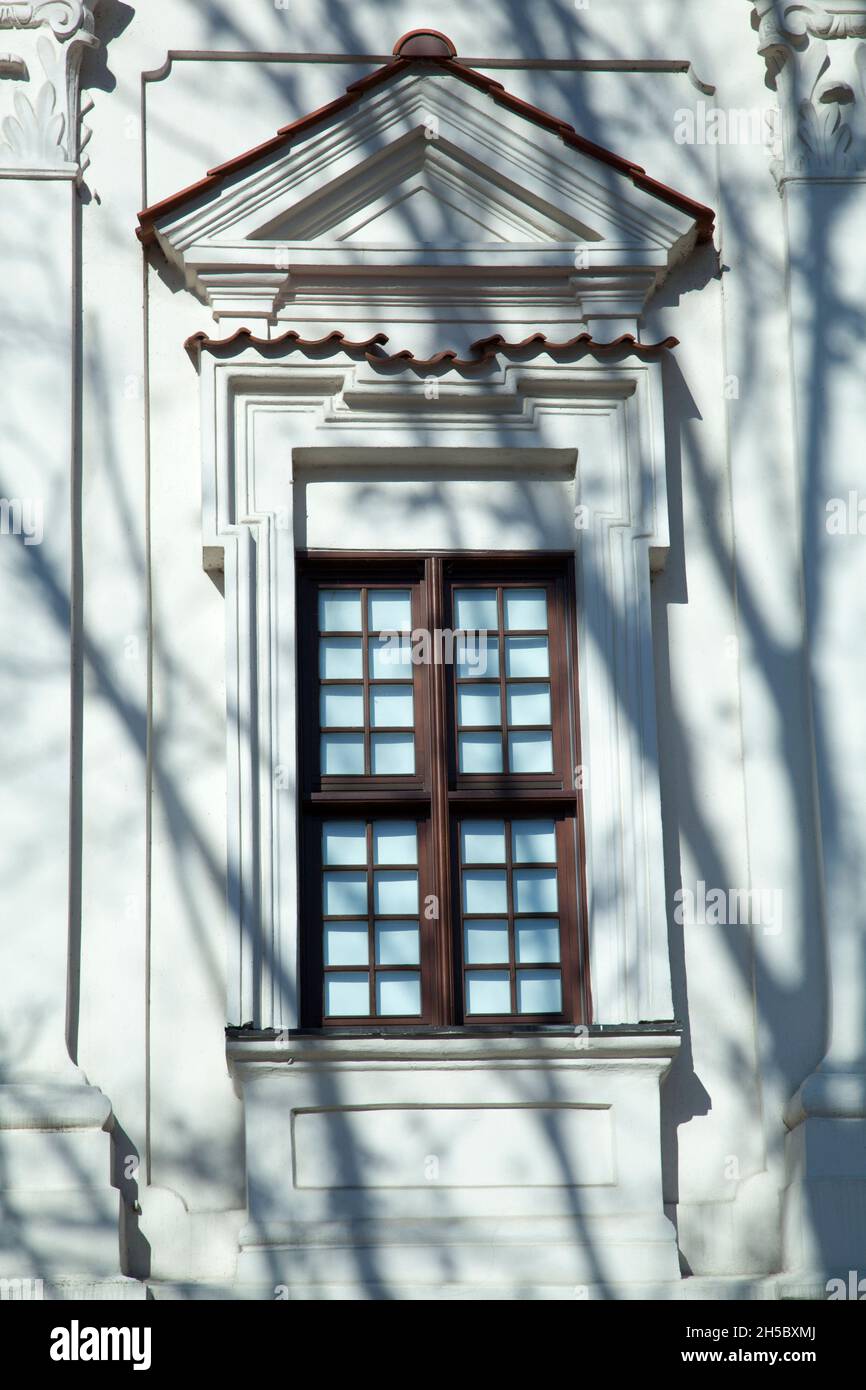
[198,348,674,1031]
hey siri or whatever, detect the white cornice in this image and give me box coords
[149,68,700,331]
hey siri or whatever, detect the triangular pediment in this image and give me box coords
[139,30,713,323]
[254,139,599,247]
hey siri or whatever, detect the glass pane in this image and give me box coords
[517,969,562,1014]
[457,684,502,728]
[460,820,506,865]
[465,971,511,1015]
[324,923,369,967]
[369,634,413,679]
[323,870,368,917]
[454,588,498,630]
[463,869,507,915]
[504,588,548,631]
[512,820,557,864]
[370,684,414,728]
[322,821,367,866]
[515,920,561,964]
[320,685,364,729]
[373,870,419,916]
[321,733,365,776]
[505,636,550,678]
[318,590,361,631]
[320,637,363,680]
[371,732,415,775]
[458,732,503,774]
[373,821,418,865]
[456,635,498,679]
[464,920,510,965]
[375,920,420,966]
[513,868,558,914]
[376,972,421,1017]
[368,589,413,633]
[325,972,369,1017]
[506,682,551,727]
[508,731,553,773]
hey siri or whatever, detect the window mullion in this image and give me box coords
[427,556,454,1025]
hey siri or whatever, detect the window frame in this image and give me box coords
[297,551,589,1029]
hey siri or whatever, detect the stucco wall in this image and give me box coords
[6,0,859,1294]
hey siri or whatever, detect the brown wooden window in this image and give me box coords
[298,555,588,1028]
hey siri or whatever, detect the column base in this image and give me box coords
[782,1070,866,1280]
[0,1083,126,1283]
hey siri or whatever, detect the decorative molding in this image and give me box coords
[198,349,675,1031]
[0,0,98,173]
[139,31,712,338]
[751,1,866,177]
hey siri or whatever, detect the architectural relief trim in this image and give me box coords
[751,0,866,176]
[138,29,714,245]
[0,2,92,37]
[199,351,675,1032]
[0,0,98,171]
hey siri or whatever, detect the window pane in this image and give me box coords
[513,868,558,914]
[456,635,499,679]
[373,821,418,865]
[458,732,503,774]
[506,682,551,727]
[505,636,550,678]
[465,971,511,1015]
[460,820,506,864]
[369,634,413,679]
[454,588,498,630]
[323,871,368,917]
[322,821,367,866]
[512,820,557,864]
[370,684,414,728]
[325,972,369,1017]
[504,588,548,631]
[375,921,420,966]
[376,972,421,1017]
[324,923,369,966]
[320,637,363,680]
[457,684,501,728]
[368,589,412,633]
[373,870,419,916]
[371,732,415,775]
[321,733,365,776]
[515,919,561,964]
[517,969,562,1014]
[463,869,507,915]
[464,920,510,964]
[320,685,364,729]
[508,731,553,773]
[318,590,361,631]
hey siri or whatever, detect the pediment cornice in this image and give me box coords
[139,30,714,337]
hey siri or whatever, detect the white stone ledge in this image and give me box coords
[227,1030,682,1068]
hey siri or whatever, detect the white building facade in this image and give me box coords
[1,0,865,1300]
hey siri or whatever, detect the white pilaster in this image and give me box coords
[0,0,135,1292]
[751,0,866,1281]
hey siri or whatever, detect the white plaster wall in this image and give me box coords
[67,0,824,1283]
